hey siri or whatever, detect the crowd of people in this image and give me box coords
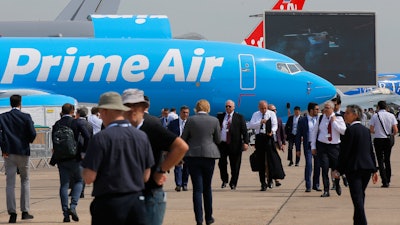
[1,92,396,225]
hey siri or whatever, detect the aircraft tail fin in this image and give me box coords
[56,0,121,21]
[272,0,305,10]
[91,15,172,39]
[244,0,305,47]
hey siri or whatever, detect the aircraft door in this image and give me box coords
[239,54,256,90]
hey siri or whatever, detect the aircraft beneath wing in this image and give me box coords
[0,15,336,121]
[338,87,400,111]
[345,73,400,96]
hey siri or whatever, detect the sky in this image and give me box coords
[0,0,399,74]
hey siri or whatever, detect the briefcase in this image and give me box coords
[250,151,259,172]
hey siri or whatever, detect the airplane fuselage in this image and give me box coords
[0,37,335,120]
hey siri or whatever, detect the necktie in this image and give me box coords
[226,114,231,144]
[260,113,265,130]
[180,120,186,136]
[327,117,332,141]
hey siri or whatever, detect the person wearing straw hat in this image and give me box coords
[82,91,154,225]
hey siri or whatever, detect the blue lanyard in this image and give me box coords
[106,122,131,129]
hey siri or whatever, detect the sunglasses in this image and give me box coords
[225,105,232,108]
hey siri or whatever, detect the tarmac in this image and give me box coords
[1,139,400,225]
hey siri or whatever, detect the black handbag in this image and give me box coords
[377,113,395,147]
[249,151,259,172]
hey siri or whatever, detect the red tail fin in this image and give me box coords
[243,0,305,47]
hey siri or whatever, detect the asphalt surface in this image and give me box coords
[1,139,399,225]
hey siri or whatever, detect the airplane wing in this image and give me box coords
[56,0,121,21]
[0,0,120,37]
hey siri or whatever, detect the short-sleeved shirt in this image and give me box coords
[140,114,177,190]
[81,120,154,197]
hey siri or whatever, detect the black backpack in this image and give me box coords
[52,119,77,161]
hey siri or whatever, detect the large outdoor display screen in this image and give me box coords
[265,12,376,85]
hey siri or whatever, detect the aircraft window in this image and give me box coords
[277,63,290,73]
[287,64,300,74]
[295,63,305,71]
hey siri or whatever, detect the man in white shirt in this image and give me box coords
[311,101,346,197]
[87,107,102,134]
[369,100,398,188]
[248,100,277,191]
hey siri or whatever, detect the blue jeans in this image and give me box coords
[174,160,189,187]
[303,143,321,189]
[187,157,215,224]
[57,160,83,217]
[145,188,166,225]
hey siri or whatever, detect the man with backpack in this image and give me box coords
[50,103,90,222]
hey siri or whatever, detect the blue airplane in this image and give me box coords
[345,73,400,96]
[0,15,336,120]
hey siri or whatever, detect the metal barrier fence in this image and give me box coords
[0,128,52,173]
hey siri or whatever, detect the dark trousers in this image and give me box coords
[373,138,392,185]
[316,141,340,192]
[347,171,371,225]
[287,136,300,164]
[186,157,215,224]
[255,134,273,187]
[90,192,146,225]
[218,141,242,187]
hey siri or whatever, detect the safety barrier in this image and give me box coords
[0,127,52,173]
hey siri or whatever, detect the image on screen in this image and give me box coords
[264,12,376,86]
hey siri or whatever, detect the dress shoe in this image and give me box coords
[182,185,188,191]
[260,186,267,191]
[312,187,322,192]
[288,162,293,166]
[335,179,341,196]
[229,184,236,190]
[305,188,311,192]
[381,183,390,188]
[21,212,34,220]
[331,182,336,190]
[175,186,182,192]
[221,182,227,188]
[206,217,215,225]
[342,176,349,187]
[320,191,330,197]
[267,181,273,189]
[63,216,71,223]
[275,181,282,187]
[295,163,299,167]
[9,213,17,223]
[68,208,79,222]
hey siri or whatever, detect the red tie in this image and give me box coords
[327,118,332,141]
[226,114,231,144]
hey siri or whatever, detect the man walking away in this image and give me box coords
[0,94,36,223]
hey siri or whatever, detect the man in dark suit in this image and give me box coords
[0,95,36,223]
[285,106,302,166]
[168,105,190,191]
[51,103,91,222]
[217,100,249,190]
[295,102,321,192]
[334,104,378,225]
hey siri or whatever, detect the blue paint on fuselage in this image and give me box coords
[0,37,335,120]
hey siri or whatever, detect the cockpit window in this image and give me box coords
[277,63,290,73]
[276,63,305,74]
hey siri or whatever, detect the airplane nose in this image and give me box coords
[309,73,337,102]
